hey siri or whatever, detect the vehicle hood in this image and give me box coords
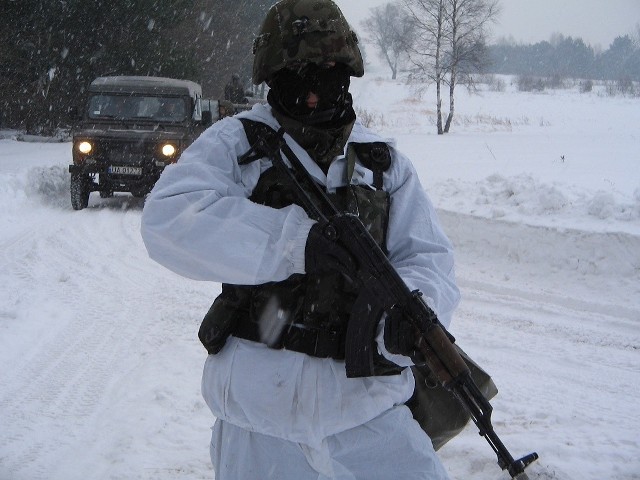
[73,123,190,142]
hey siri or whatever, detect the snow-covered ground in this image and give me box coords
[1,73,639,480]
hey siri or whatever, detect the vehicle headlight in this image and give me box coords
[77,141,92,154]
[161,144,176,157]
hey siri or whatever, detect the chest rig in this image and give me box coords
[198,119,394,365]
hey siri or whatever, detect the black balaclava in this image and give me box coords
[267,63,356,168]
[268,63,352,126]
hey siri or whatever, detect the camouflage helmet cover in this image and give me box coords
[252,0,364,85]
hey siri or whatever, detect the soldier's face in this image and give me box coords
[273,61,350,117]
[306,92,319,109]
[306,61,335,108]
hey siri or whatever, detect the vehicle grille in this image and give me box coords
[99,140,156,166]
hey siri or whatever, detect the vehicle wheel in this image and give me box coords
[70,174,91,210]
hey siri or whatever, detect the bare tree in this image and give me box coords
[361,3,415,80]
[403,0,499,134]
[443,0,499,132]
[403,0,447,133]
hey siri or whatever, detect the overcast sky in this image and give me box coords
[333,0,640,49]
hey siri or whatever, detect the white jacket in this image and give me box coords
[141,103,460,451]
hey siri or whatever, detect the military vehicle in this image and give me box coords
[69,76,213,210]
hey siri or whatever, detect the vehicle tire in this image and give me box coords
[70,174,91,210]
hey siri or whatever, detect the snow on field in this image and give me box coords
[0,74,639,480]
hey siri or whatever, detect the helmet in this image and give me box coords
[252,0,364,85]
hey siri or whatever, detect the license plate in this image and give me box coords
[108,165,142,175]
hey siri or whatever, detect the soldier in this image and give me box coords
[224,73,246,103]
[141,1,459,478]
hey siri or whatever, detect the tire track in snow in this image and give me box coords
[0,205,160,479]
[438,211,640,480]
[447,283,640,480]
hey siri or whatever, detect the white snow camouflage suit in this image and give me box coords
[141,103,460,479]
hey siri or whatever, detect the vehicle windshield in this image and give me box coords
[88,94,188,122]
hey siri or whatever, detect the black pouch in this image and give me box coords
[407,346,498,451]
[198,285,251,354]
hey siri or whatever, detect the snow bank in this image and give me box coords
[0,164,70,212]
[25,165,70,207]
[432,173,640,232]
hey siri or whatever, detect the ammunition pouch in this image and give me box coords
[198,285,251,355]
[407,346,498,451]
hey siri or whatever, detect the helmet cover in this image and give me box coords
[252,0,364,85]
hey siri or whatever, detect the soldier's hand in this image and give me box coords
[304,220,357,278]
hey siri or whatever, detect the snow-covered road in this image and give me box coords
[437,212,640,479]
[0,182,215,479]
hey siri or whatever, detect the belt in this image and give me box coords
[232,316,346,360]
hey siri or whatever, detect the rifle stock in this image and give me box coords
[247,124,538,478]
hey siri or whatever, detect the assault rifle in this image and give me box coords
[241,123,538,479]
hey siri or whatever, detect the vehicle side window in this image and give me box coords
[155,98,187,121]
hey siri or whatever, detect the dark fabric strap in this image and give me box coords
[237,118,284,165]
[232,315,346,360]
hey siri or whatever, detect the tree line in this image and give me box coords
[362,2,640,133]
[488,34,640,83]
[363,3,640,85]
[0,0,270,134]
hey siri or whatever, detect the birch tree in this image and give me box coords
[403,0,448,133]
[443,0,499,132]
[404,0,498,134]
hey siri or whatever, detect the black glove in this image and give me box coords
[304,221,357,278]
[384,307,426,363]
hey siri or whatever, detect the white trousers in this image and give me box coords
[209,404,450,480]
